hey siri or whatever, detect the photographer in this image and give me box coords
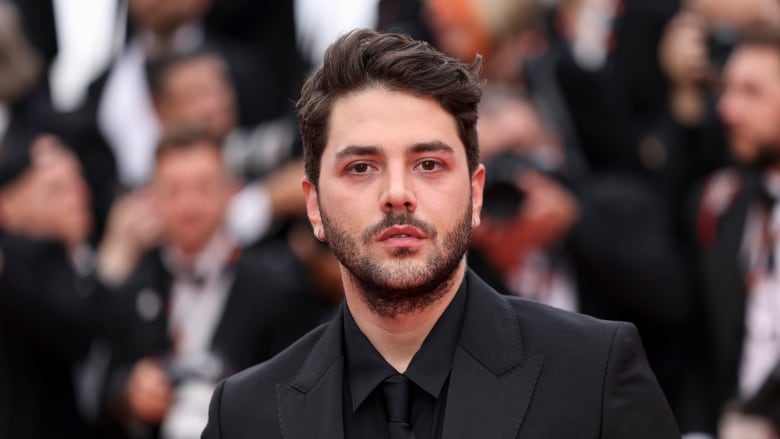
[0,134,96,439]
[470,88,693,416]
[659,0,780,126]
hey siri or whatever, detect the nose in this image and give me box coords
[380,165,417,214]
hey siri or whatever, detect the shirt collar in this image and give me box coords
[162,231,236,281]
[343,277,468,412]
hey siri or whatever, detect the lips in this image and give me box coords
[377,225,426,241]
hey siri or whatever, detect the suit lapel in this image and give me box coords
[276,272,543,438]
[277,305,346,439]
[442,271,543,439]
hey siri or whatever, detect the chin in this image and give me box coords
[173,236,210,254]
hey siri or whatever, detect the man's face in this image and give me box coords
[153,143,233,254]
[157,56,238,141]
[718,46,780,163]
[302,88,485,317]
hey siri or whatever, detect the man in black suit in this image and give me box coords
[202,29,679,438]
[0,135,95,438]
[683,28,780,438]
[95,128,322,439]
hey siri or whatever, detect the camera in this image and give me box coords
[481,151,534,220]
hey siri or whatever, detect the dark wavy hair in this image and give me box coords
[297,29,483,188]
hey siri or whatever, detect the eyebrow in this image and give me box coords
[408,141,455,155]
[333,141,455,162]
[334,145,382,162]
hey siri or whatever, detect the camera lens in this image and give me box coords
[482,181,525,220]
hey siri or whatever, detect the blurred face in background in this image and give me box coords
[424,0,491,61]
[718,45,780,164]
[129,0,211,35]
[0,135,91,246]
[153,142,235,254]
[155,55,238,141]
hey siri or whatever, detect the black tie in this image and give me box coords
[381,374,417,439]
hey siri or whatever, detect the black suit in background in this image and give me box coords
[203,0,305,117]
[202,269,680,438]
[98,245,327,439]
[680,166,779,433]
[0,232,95,439]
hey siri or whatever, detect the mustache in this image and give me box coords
[362,212,437,244]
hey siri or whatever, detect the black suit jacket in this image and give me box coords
[681,167,765,433]
[202,269,679,438]
[0,233,95,439]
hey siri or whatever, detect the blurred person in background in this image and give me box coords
[145,49,306,245]
[684,28,780,439]
[88,0,278,190]
[470,86,693,417]
[647,0,780,213]
[0,134,96,438]
[95,128,322,439]
[423,0,548,87]
[552,0,729,220]
[203,0,304,117]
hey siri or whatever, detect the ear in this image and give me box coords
[302,177,325,240]
[470,164,485,228]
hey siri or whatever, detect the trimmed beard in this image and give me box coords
[321,203,472,318]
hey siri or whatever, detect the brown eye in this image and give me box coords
[354,163,370,173]
[347,162,376,175]
[417,160,442,171]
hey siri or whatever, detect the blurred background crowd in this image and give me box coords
[2,0,780,438]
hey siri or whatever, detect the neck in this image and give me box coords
[169,232,221,267]
[344,261,465,373]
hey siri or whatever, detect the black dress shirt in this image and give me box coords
[342,280,467,439]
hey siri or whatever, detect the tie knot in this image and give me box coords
[381,374,412,424]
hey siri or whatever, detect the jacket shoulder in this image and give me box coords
[216,321,329,411]
[497,292,640,366]
[226,321,328,386]
[205,322,330,437]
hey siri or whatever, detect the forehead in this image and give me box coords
[692,0,780,27]
[325,87,463,157]
[725,46,780,83]
[156,143,223,175]
[165,57,226,88]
